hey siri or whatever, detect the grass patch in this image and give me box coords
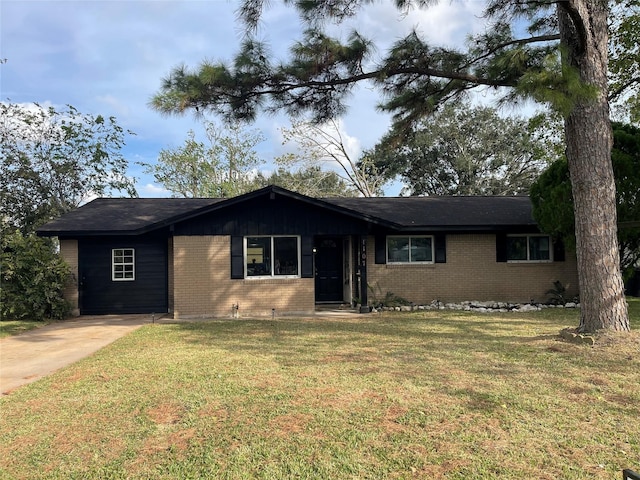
[0,320,52,339]
[1,301,639,479]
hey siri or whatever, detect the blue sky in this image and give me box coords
[1,0,485,197]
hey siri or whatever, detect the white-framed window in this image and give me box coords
[112,248,135,281]
[245,236,300,278]
[387,236,434,264]
[507,235,551,262]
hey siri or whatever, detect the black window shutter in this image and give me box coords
[230,236,244,279]
[434,234,446,263]
[496,233,508,263]
[375,235,386,264]
[553,238,566,262]
[301,236,314,278]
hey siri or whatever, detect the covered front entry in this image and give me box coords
[314,236,346,302]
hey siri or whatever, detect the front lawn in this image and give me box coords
[1,301,639,479]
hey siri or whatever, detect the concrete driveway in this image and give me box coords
[0,314,153,395]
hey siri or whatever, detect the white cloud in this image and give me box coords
[321,1,486,54]
[95,95,131,118]
[138,183,172,198]
[326,118,362,161]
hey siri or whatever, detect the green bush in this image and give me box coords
[1,231,71,321]
[368,282,412,308]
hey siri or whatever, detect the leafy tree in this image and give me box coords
[609,0,640,122]
[369,103,557,196]
[529,159,574,246]
[259,165,358,197]
[531,122,640,280]
[151,0,638,332]
[0,102,137,235]
[144,130,212,198]
[278,119,386,197]
[1,232,70,321]
[141,121,264,198]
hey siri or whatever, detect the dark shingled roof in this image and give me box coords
[323,196,536,229]
[37,198,223,235]
[37,186,537,236]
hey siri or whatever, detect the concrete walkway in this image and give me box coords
[0,315,152,395]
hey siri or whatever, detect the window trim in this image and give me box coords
[386,235,435,264]
[244,235,301,279]
[112,248,135,281]
[506,234,553,263]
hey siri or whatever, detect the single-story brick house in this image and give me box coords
[37,185,579,317]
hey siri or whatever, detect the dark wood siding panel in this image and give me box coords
[78,236,168,315]
[174,196,370,236]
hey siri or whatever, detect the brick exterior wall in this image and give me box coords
[173,236,315,318]
[60,233,579,318]
[367,234,580,305]
[59,239,80,316]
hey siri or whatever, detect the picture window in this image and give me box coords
[507,235,551,262]
[387,236,434,264]
[245,236,300,278]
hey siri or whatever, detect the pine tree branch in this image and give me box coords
[466,34,561,69]
[609,76,640,101]
[222,66,516,105]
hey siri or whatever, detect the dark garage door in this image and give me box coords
[78,237,168,315]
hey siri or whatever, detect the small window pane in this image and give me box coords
[507,237,528,261]
[411,237,432,262]
[529,236,550,260]
[388,237,410,263]
[247,237,271,276]
[112,248,134,281]
[274,237,298,275]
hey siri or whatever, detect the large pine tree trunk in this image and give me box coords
[559,0,629,332]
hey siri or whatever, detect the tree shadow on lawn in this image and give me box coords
[161,312,582,380]
[165,310,638,390]
[157,313,640,432]
[170,310,571,344]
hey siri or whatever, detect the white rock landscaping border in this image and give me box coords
[372,300,580,313]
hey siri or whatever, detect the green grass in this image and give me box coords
[1,300,639,479]
[0,320,52,338]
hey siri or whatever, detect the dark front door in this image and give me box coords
[315,237,343,302]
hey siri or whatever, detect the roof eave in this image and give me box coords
[38,229,145,237]
[393,224,540,232]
